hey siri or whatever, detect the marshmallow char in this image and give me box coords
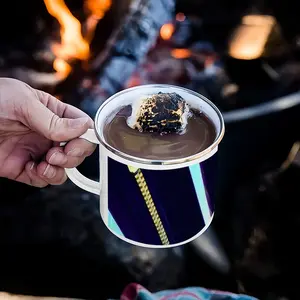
[127,92,190,135]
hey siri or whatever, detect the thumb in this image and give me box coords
[44,114,91,142]
[26,95,91,142]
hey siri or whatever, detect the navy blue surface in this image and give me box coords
[108,158,162,245]
[200,156,217,213]
[108,157,208,245]
[142,167,205,243]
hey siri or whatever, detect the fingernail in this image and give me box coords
[67,148,84,157]
[70,117,90,129]
[43,164,56,179]
[49,152,67,165]
[30,162,35,170]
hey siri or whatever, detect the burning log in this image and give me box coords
[59,0,176,117]
[0,0,114,91]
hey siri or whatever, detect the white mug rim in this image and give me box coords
[94,84,225,168]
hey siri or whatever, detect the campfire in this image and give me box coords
[0,0,118,90]
[0,0,299,115]
[1,2,300,300]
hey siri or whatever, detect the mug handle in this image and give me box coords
[60,129,101,196]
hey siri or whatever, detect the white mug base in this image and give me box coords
[100,210,214,249]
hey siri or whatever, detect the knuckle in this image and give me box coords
[48,115,65,141]
[64,157,83,168]
[48,115,60,140]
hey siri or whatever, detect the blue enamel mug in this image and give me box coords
[64,85,225,248]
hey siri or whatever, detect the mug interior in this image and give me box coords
[95,85,224,164]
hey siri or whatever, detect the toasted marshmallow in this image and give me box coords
[127,92,190,135]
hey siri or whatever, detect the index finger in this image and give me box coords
[36,89,94,124]
[62,103,93,123]
[46,139,97,168]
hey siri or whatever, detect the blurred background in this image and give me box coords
[0,0,300,299]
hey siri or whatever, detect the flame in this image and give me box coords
[171,48,191,59]
[44,0,89,77]
[44,0,111,79]
[84,0,112,43]
[53,58,72,79]
[229,15,276,60]
[85,0,111,18]
[160,23,175,40]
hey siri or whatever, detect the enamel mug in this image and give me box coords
[64,85,225,248]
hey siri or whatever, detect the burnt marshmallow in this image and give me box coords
[127,92,190,135]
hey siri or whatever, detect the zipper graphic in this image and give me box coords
[128,165,170,245]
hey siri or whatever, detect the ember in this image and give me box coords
[126,15,222,99]
[171,48,191,59]
[160,23,175,41]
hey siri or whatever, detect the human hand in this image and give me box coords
[0,78,96,187]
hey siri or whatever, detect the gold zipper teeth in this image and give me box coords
[128,166,170,245]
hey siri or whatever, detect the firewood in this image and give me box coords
[60,0,176,115]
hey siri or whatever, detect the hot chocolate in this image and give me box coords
[103,94,216,160]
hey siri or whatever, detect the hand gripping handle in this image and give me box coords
[60,129,100,195]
